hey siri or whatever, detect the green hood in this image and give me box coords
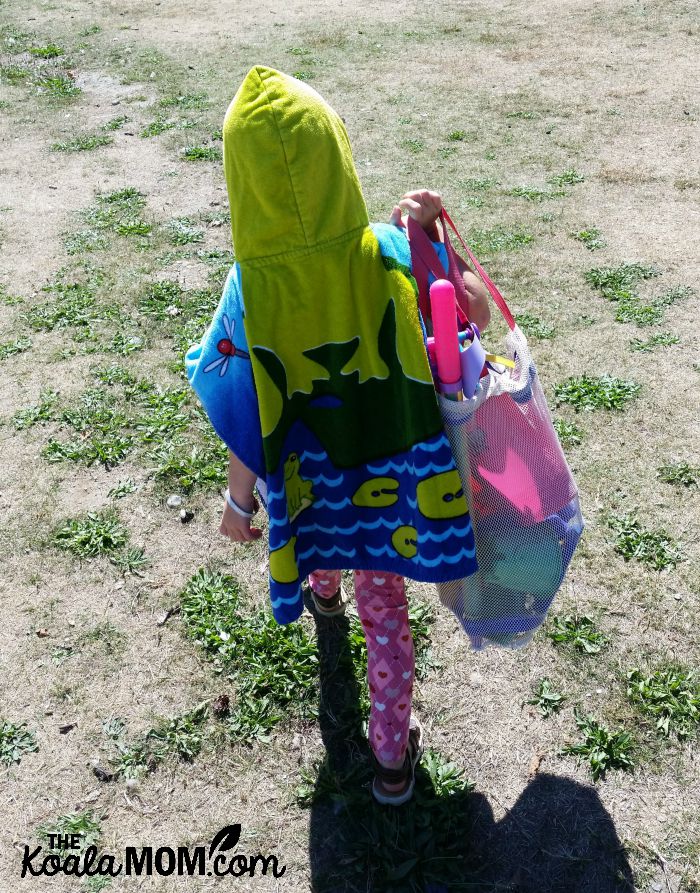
[223,66,369,262]
[220,66,441,476]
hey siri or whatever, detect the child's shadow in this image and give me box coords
[307,607,634,893]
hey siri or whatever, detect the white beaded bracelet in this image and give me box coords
[224,488,255,518]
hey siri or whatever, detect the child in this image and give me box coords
[186,66,489,804]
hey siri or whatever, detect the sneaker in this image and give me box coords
[371,716,424,806]
[310,586,347,617]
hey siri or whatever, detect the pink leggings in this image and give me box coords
[308,569,415,765]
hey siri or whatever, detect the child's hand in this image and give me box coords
[389,190,443,240]
[220,495,262,543]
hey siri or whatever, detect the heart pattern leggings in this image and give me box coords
[308,569,415,765]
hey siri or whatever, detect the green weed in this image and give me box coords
[527,678,566,717]
[563,711,635,781]
[461,176,499,191]
[108,479,138,499]
[657,462,699,489]
[13,390,59,430]
[110,547,150,576]
[30,44,63,58]
[79,621,126,654]
[167,217,204,245]
[547,614,608,654]
[401,138,425,154]
[627,667,699,739]
[53,511,129,559]
[571,227,606,250]
[585,263,660,299]
[554,374,641,411]
[549,169,585,187]
[554,418,585,446]
[0,720,39,765]
[37,811,101,854]
[506,110,538,120]
[180,569,318,742]
[79,25,102,37]
[159,92,209,110]
[322,748,474,890]
[516,312,555,339]
[43,433,133,468]
[0,335,32,360]
[629,332,679,351]
[36,75,81,98]
[140,118,176,138]
[102,115,129,131]
[64,229,109,254]
[468,225,534,255]
[608,513,683,570]
[51,133,113,152]
[508,186,563,202]
[181,145,220,161]
[132,388,190,443]
[448,130,467,141]
[437,146,457,159]
[83,187,151,238]
[26,278,99,332]
[0,63,29,84]
[292,70,314,81]
[115,703,209,777]
[150,437,227,492]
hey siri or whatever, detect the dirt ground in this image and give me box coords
[1,0,699,891]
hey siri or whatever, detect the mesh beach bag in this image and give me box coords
[409,210,584,651]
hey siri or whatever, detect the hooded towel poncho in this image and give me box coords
[188,66,478,622]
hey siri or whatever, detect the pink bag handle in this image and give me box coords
[407,215,468,327]
[441,209,516,331]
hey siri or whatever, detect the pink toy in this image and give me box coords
[430,279,462,398]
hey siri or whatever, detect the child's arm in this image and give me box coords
[389,189,491,332]
[220,451,262,543]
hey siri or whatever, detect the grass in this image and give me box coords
[554,374,641,411]
[516,312,555,339]
[571,227,606,250]
[180,569,319,742]
[26,275,101,332]
[37,810,101,854]
[563,710,635,781]
[508,185,565,202]
[29,44,64,58]
[547,614,608,654]
[467,225,534,255]
[102,115,129,131]
[0,719,39,765]
[36,74,81,98]
[140,118,176,138]
[627,667,699,740]
[629,332,679,351]
[52,511,129,559]
[181,145,221,161]
[114,702,210,777]
[0,335,32,360]
[527,678,566,717]
[51,133,113,152]
[549,169,585,187]
[554,418,585,446]
[13,389,59,430]
[401,138,424,154]
[0,63,29,84]
[108,479,138,499]
[63,229,109,254]
[159,91,209,109]
[585,263,660,300]
[298,747,475,891]
[83,187,152,238]
[167,216,205,245]
[657,462,699,489]
[608,513,684,570]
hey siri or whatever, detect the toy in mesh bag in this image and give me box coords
[409,210,584,651]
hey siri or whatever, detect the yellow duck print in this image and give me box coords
[416,470,468,520]
[284,452,315,522]
[352,477,399,508]
[391,525,418,558]
[269,536,299,584]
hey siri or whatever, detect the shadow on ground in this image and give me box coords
[305,606,634,893]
